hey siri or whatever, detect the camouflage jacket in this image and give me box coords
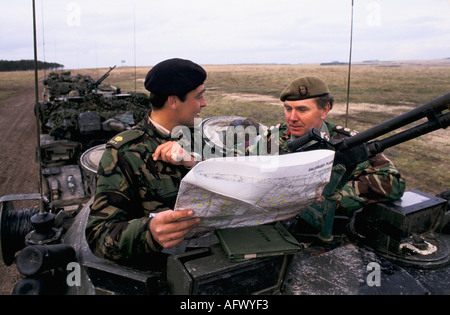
[86,114,189,266]
[245,121,406,214]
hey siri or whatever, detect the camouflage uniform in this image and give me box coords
[86,113,189,266]
[245,121,406,214]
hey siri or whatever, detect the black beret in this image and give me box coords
[280,76,329,102]
[144,58,207,95]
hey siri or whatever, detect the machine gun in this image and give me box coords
[288,92,450,168]
[85,65,116,93]
[286,92,450,242]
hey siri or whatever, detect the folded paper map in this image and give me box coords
[174,150,335,232]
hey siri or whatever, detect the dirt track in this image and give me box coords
[0,81,39,294]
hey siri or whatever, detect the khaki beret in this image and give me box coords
[144,58,207,95]
[280,76,329,101]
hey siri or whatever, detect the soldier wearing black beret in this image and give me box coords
[87,58,207,265]
[145,58,207,100]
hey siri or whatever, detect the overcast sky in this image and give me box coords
[1,0,449,69]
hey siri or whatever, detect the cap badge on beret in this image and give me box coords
[298,85,309,97]
[280,76,330,102]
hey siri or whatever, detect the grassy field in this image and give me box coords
[0,71,36,102]
[2,59,449,195]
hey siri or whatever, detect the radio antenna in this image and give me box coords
[345,0,354,127]
[134,0,137,92]
[27,0,61,246]
[32,0,44,213]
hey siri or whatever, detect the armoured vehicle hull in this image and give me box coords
[1,188,449,295]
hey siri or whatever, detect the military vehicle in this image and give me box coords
[0,74,449,295]
[43,66,119,102]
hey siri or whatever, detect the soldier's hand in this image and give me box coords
[152,141,195,168]
[149,209,200,248]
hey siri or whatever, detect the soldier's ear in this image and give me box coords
[320,103,331,119]
[167,95,179,110]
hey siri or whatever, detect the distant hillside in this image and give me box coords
[0,59,64,72]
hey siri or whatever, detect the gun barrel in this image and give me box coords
[336,92,450,151]
[86,65,116,92]
[367,110,450,156]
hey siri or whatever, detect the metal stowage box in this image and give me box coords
[354,190,448,253]
[167,244,286,295]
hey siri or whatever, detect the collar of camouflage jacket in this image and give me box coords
[147,113,171,137]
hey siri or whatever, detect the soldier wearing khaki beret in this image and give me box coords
[279,76,335,140]
[246,76,406,215]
